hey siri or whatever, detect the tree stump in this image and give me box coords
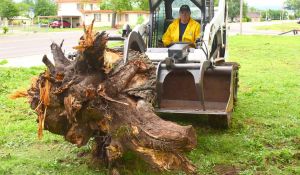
[27,22,198,174]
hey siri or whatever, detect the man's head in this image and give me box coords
[179,5,191,24]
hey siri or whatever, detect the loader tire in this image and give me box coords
[208,113,231,129]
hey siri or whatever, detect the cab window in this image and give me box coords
[171,0,202,20]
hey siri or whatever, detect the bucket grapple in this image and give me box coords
[108,0,239,128]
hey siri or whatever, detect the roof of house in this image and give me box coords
[12,16,31,20]
[83,10,113,13]
[82,10,150,14]
[247,12,261,18]
[122,11,150,14]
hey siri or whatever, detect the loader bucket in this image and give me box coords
[155,62,238,127]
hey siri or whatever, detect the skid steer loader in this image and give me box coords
[109,0,239,128]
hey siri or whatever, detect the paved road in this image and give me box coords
[0,31,87,67]
[0,29,118,67]
[0,31,83,59]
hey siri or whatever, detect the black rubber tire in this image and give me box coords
[208,113,231,129]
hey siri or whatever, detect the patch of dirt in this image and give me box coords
[213,164,240,175]
[77,151,89,158]
[243,118,260,127]
[52,139,60,144]
[293,152,300,160]
[292,137,300,144]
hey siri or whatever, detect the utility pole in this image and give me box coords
[240,0,243,34]
[281,2,285,21]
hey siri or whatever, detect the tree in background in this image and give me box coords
[214,0,219,6]
[0,0,19,21]
[285,0,300,17]
[133,0,149,11]
[14,0,56,18]
[261,9,288,20]
[137,15,144,24]
[34,0,57,17]
[100,0,133,28]
[16,1,33,17]
[249,7,259,13]
[228,0,248,22]
[100,0,149,28]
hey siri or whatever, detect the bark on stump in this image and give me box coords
[27,22,198,174]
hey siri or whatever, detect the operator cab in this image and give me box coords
[148,0,214,48]
[145,0,215,63]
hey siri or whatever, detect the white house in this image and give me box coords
[55,0,149,27]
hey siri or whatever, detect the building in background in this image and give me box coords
[247,12,261,22]
[11,16,32,25]
[55,0,149,28]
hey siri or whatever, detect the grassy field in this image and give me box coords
[0,35,299,175]
[256,22,300,31]
[0,60,8,65]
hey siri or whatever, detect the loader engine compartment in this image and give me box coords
[145,47,207,62]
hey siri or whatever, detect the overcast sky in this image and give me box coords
[244,0,285,10]
[13,0,286,10]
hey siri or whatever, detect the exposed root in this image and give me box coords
[22,26,198,174]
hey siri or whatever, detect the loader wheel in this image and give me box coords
[208,113,231,129]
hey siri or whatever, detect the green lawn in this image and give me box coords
[0,35,299,175]
[0,60,8,65]
[256,22,300,31]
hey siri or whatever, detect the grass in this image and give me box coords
[0,59,8,65]
[0,35,300,174]
[256,22,300,31]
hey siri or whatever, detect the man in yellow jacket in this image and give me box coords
[162,5,201,47]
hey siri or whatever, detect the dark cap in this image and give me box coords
[179,5,191,12]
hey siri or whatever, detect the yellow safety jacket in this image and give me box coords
[162,18,201,47]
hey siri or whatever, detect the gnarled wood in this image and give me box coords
[26,22,198,174]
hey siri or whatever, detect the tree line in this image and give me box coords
[285,0,300,17]
[225,0,300,21]
[100,0,149,11]
[0,0,57,21]
[0,0,149,21]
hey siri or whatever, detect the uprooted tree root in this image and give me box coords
[24,22,198,174]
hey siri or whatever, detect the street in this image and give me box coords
[0,31,82,59]
[0,29,118,67]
